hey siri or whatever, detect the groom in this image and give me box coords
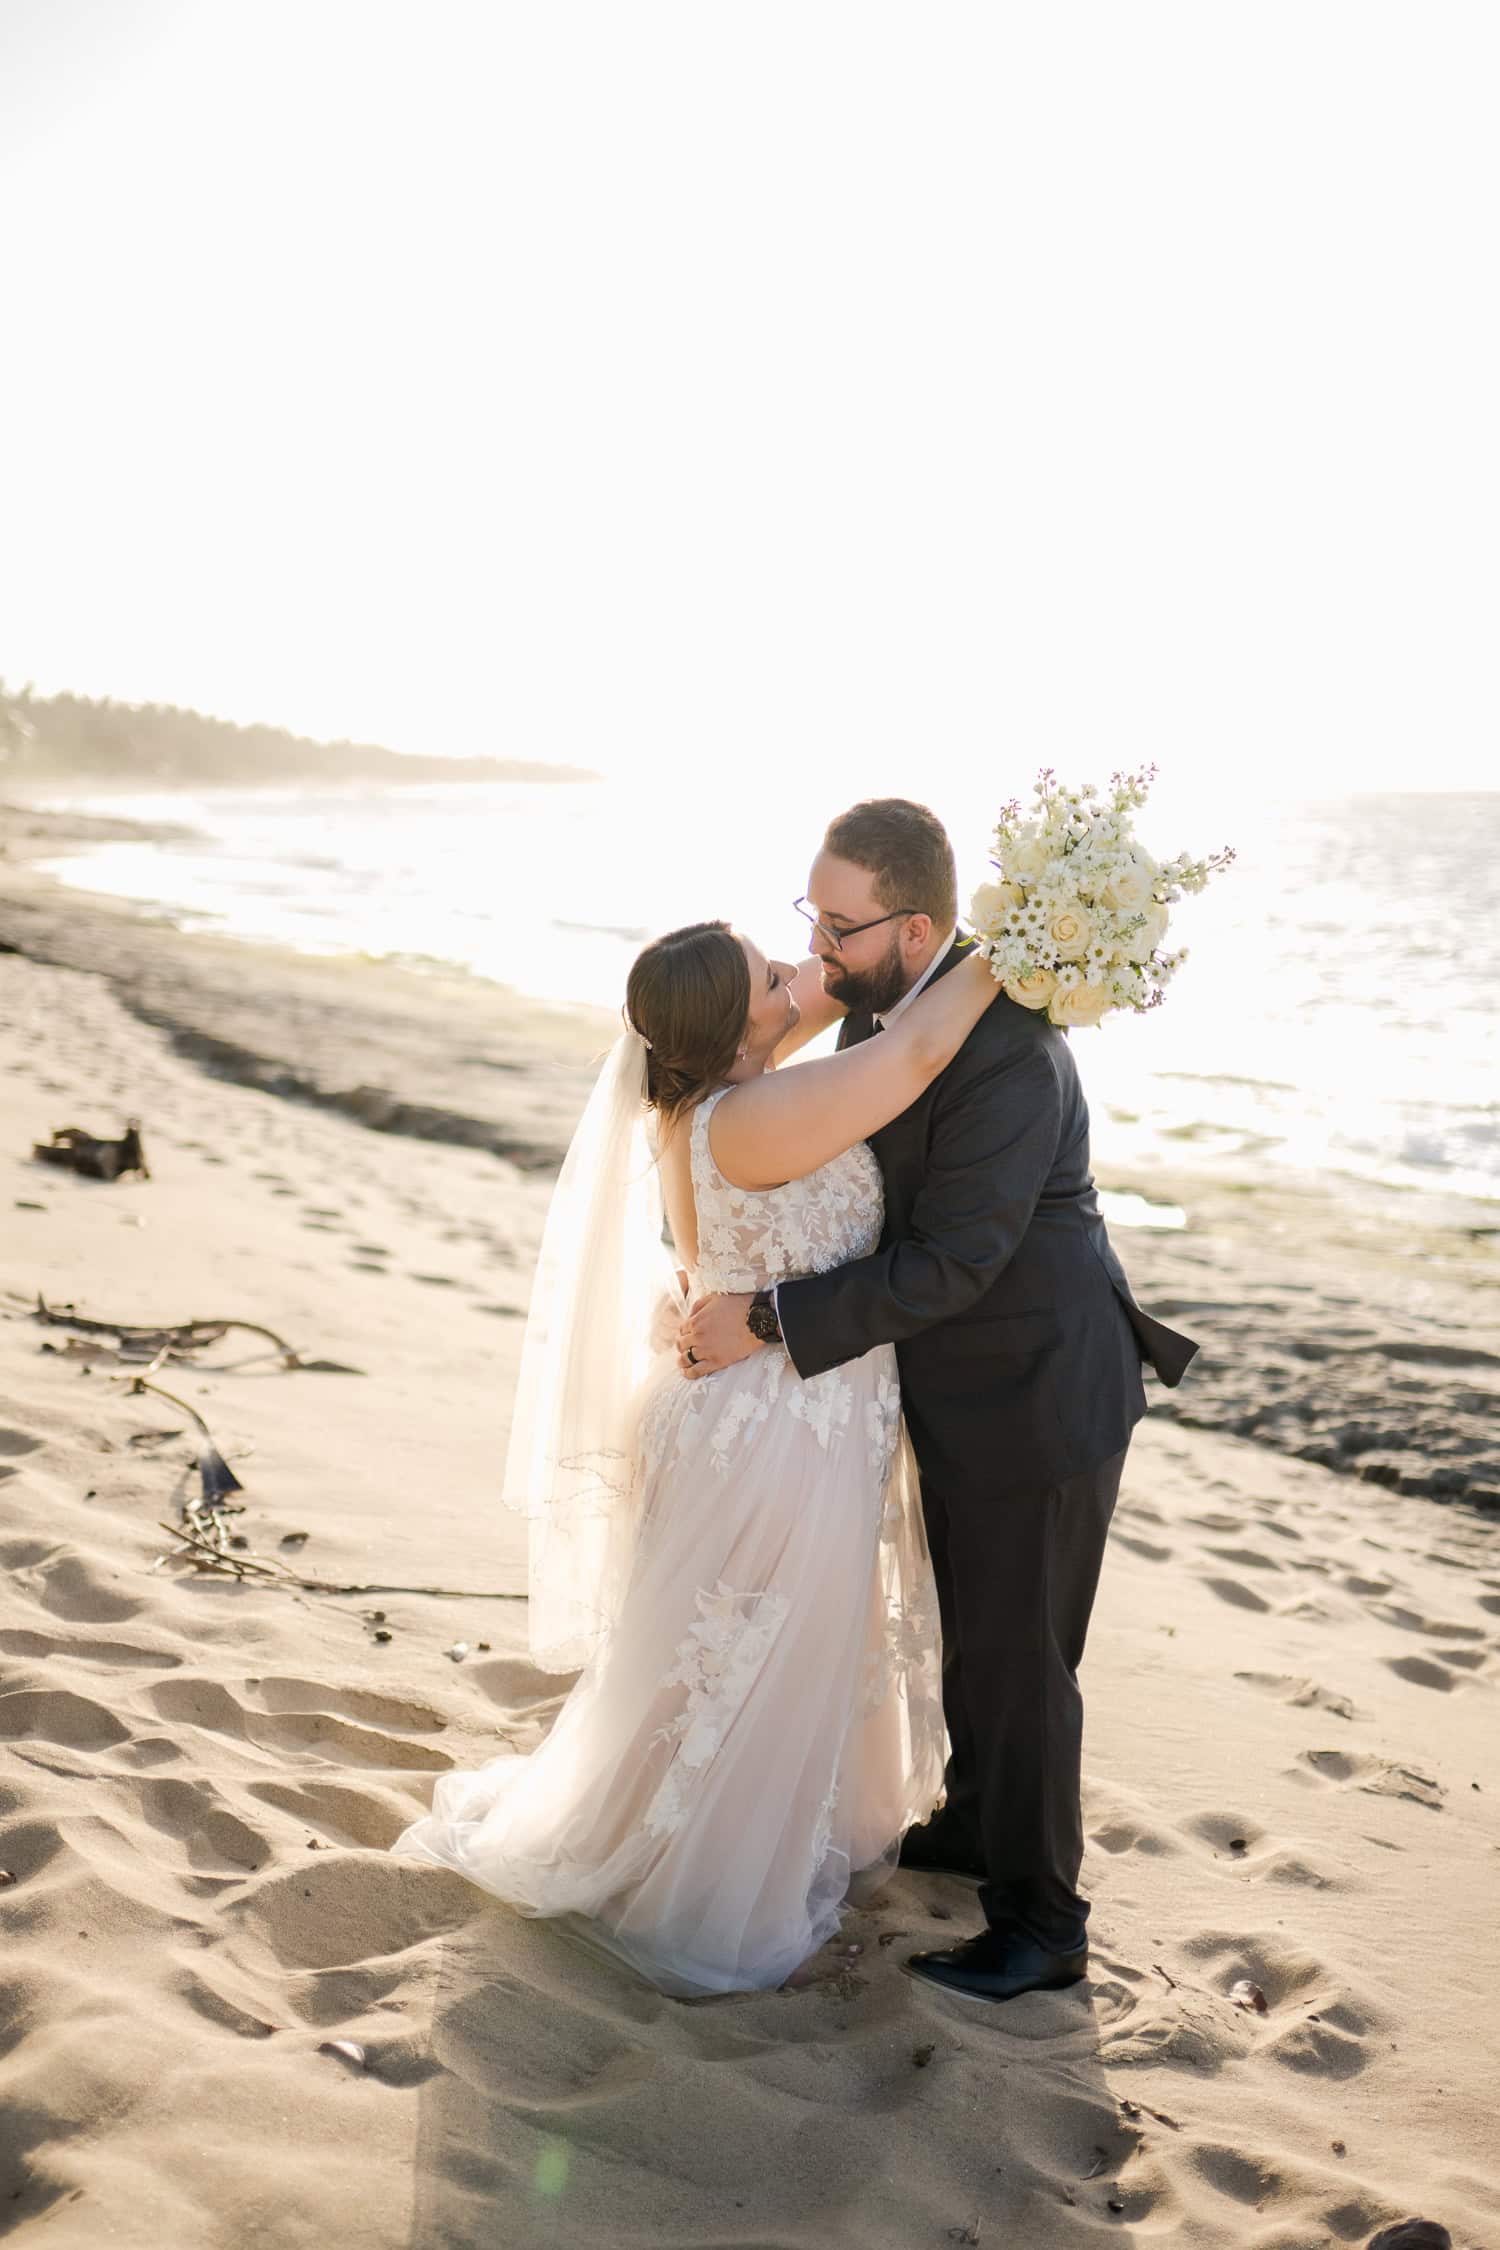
[681,798,1197,2005]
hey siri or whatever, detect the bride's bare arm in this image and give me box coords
[770,958,847,1066]
[710,949,1000,1191]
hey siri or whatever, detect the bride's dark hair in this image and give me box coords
[624,920,751,1125]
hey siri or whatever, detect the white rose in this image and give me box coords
[1048,981,1113,1028]
[1046,903,1094,960]
[1003,968,1058,1011]
[1099,850,1158,913]
[970,879,1024,927]
[1121,901,1169,963]
[1005,837,1049,883]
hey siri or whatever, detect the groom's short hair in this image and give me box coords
[823,799,957,928]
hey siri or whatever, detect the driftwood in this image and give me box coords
[121,1373,245,1505]
[35,1296,507,1602]
[157,1515,525,1600]
[32,1120,150,1181]
[34,1296,362,1373]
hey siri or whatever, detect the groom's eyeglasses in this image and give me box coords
[793,896,919,954]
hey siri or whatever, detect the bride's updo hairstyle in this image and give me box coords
[625,920,751,1125]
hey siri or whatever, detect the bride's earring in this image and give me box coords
[737,1046,748,1060]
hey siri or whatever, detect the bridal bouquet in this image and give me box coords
[971,767,1234,1028]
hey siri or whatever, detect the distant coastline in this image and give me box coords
[0,681,598,791]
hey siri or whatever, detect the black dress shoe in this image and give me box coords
[902,1924,1088,2004]
[897,1820,985,1883]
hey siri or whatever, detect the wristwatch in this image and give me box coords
[746,1289,782,1345]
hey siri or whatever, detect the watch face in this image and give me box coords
[746,1300,780,1343]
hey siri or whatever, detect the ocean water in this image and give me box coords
[32,781,1500,1210]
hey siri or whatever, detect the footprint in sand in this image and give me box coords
[1296,1748,1444,1809]
[1188,2140,1385,2236]
[1367,1600,1486,1642]
[1183,1810,1267,1855]
[0,1426,45,1458]
[1090,1817,1182,1858]
[131,1775,271,1877]
[0,1686,132,1752]
[0,1819,69,1889]
[1179,1812,1337,1891]
[33,1553,143,1624]
[146,1676,455,1771]
[244,1675,449,1735]
[229,1853,475,1974]
[1200,1576,1273,1613]
[1,1544,143,1624]
[170,1963,286,2042]
[1205,1544,1284,1573]
[247,1777,419,1850]
[1116,1498,1169,1526]
[1189,2143,1285,2209]
[1234,1671,1356,1721]
[1113,1532,1174,1561]
[1183,1931,1381,2079]
[1385,1653,1461,1692]
[0,1627,182,1671]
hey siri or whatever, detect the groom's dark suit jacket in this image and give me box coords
[775,937,1198,1496]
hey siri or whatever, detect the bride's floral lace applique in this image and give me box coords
[787,1370,854,1451]
[866,1374,902,1480]
[708,1353,787,1475]
[637,1384,679,1480]
[809,1777,839,1876]
[688,1088,882,1297]
[645,1581,792,1837]
[863,1560,943,1722]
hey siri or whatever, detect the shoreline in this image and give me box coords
[1,801,617,1173]
[3,798,1497,1514]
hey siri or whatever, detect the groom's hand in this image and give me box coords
[678,1293,760,1379]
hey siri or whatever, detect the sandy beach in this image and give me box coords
[2,804,1498,2250]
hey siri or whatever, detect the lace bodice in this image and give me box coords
[689,1085,884,1294]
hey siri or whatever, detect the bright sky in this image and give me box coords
[2,2,1496,814]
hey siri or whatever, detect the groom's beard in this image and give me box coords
[821,930,909,1019]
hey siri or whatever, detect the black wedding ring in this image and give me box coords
[685,1346,699,1366]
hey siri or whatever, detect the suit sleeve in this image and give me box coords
[775,1037,1064,1381]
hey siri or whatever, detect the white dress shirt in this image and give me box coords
[872,926,960,1031]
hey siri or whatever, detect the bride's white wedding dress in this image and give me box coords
[392,1084,944,1996]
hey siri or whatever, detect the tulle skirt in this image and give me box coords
[392,1341,944,1997]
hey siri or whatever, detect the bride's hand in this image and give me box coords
[648,1270,691,1355]
[678,1293,760,1379]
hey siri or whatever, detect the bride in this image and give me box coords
[391,917,1002,1996]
